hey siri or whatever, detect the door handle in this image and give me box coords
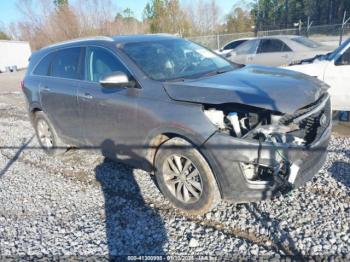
[82,92,93,99]
[42,86,50,91]
[282,54,289,58]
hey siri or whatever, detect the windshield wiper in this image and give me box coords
[200,68,232,78]
[164,77,186,82]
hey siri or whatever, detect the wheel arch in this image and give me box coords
[145,129,223,198]
[29,104,43,124]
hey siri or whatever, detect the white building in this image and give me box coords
[0,40,31,72]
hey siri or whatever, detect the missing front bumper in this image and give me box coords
[201,123,331,202]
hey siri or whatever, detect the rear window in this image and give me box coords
[51,48,81,79]
[33,53,55,76]
[223,40,247,50]
[292,37,321,49]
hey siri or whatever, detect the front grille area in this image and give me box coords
[282,94,331,145]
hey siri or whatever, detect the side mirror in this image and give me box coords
[99,71,135,88]
[226,51,236,58]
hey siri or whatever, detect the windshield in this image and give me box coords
[121,39,236,81]
[327,38,350,61]
[292,36,321,49]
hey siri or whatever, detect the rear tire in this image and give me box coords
[33,111,67,156]
[155,137,220,215]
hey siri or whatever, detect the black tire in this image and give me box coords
[155,137,220,215]
[33,111,67,156]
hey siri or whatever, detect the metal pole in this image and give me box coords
[306,17,313,38]
[255,0,260,37]
[340,11,346,46]
[216,34,220,50]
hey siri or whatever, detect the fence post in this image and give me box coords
[340,11,350,46]
[306,17,313,38]
[216,34,220,49]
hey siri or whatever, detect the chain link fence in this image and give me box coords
[188,23,350,50]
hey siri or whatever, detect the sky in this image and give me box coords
[0,0,243,26]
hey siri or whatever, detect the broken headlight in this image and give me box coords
[204,107,266,137]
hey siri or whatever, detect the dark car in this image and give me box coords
[23,34,331,215]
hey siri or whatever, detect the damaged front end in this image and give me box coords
[202,93,331,202]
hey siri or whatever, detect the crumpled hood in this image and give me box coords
[163,65,328,114]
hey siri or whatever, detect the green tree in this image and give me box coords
[225,7,253,33]
[143,0,167,33]
[142,0,190,35]
[54,0,68,7]
[251,0,350,30]
[0,31,10,40]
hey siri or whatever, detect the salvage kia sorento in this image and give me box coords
[23,35,331,215]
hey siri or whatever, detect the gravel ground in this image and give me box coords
[0,87,349,258]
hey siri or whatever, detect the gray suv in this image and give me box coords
[23,35,331,215]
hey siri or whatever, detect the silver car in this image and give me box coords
[214,38,252,57]
[227,35,334,67]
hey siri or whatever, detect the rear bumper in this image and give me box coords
[201,122,331,203]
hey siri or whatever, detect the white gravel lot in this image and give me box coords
[0,73,349,259]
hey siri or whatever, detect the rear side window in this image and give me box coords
[85,47,129,82]
[33,53,55,76]
[51,48,81,79]
[258,39,292,53]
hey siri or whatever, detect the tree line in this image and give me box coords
[252,0,350,30]
[0,0,349,49]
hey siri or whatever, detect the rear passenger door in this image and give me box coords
[254,39,293,66]
[39,47,83,142]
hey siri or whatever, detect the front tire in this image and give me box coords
[33,111,67,156]
[155,138,220,215]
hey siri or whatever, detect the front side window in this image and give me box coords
[335,47,350,66]
[258,39,292,53]
[51,48,81,79]
[121,39,236,81]
[85,47,129,82]
[234,40,259,55]
[328,38,350,61]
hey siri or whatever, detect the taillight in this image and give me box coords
[20,80,24,91]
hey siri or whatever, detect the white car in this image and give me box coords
[215,38,252,57]
[287,38,350,111]
[228,35,334,67]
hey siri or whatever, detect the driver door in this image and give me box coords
[324,46,350,111]
[77,46,141,160]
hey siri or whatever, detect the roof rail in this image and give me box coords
[41,36,114,50]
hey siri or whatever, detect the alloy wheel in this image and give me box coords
[37,119,54,149]
[163,155,203,204]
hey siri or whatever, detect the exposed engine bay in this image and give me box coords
[203,93,331,186]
